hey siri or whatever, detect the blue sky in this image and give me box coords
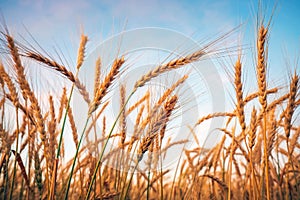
[1,0,299,74]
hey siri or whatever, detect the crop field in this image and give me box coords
[0,2,299,200]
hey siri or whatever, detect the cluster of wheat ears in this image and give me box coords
[0,14,299,200]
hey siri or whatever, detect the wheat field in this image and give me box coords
[0,11,299,200]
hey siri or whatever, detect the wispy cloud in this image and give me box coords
[2,0,237,42]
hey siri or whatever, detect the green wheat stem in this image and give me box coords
[64,116,90,199]
[123,161,139,200]
[56,70,79,159]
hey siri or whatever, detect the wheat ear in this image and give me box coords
[159,95,178,144]
[6,35,49,163]
[76,34,88,70]
[93,57,102,97]
[234,57,246,132]
[256,25,270,200]
[26,51,90,103]
[134,50,205,89]
[0,63,19,107]
[119,84,127,148]
[88,56,125,115]
[257,26,268,111]
[284,73,298,138]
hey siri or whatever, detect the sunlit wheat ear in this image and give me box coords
[6,34,49,159]
[119,84,127,148]
[195,112,235,126]
[76,34,88,70]
[48,95,57,167]
[256,25,268,111]
[139,76,185,128]
[67,103,78,148]
[252,135,262,163]
[248,107,257,149]
[74,78,90,104]
[6,34,30,101]
[284,73,298,138]
[134,50,205,90]
[159,95,178,144]
[137,134,157,162]
[26,51,76,81]
[88,56,125,115]
[57,87,67,122]
[290,126,300,155]
[25,50,90,103]
[0,63,18,107]
[256,24,271,200]
[137,95,178,162]
[234,57,246,132]
[93,57,102,97]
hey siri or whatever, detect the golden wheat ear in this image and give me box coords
[284,73,298,138]
[88,56,125,115]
